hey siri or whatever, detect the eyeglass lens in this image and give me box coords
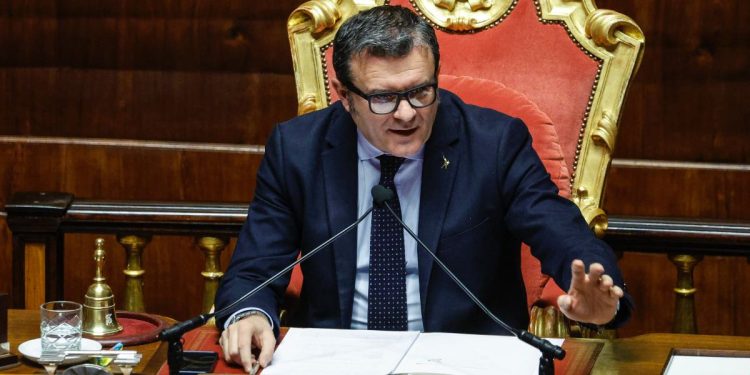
[369,85,436,114]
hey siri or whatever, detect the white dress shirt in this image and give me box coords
[350,131,424,331]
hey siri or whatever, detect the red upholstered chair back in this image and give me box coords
[437,74,569,308]
[287,0,644,328]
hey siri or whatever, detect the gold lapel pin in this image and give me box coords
[441,154,450,170]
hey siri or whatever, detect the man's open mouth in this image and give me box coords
[390,128,418,136]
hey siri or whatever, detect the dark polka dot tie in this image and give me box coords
[368,155,408,331]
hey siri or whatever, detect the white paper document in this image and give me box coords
[663,355,750,375]
[262,328,420,375]
[262,328,564,375]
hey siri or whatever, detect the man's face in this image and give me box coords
[334,47,439,157]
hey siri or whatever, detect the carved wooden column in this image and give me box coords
[669,254,703,333]
[197,237,226,314]
[117,234,151,312]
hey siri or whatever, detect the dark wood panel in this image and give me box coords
[0,0,301,73]
[604,165,750,221]
[1,1,298,21]
[617,252,677,336]
[615,81,750,163]
[596,0,750,163]
[0,219,11,297]
[0,141,263,207]
[0,69,297,143]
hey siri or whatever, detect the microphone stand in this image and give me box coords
[158,206,375,374]
[377,188,565,375]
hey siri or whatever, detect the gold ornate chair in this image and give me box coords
[287,0,644,337]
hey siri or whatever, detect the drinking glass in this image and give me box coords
[40,301,82,353]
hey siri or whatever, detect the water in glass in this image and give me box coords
[40,301,82,353]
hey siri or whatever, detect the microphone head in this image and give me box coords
[371,185,395,206]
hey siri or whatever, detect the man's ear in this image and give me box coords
[330,77,351,112]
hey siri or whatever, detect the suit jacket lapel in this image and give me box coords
[418,99,460,311]
[322,109,359,328]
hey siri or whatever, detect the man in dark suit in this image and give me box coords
[215,5,629,372]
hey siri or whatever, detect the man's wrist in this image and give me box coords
[227,309,272,327]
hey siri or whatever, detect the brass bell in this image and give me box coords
[82,238,123,336]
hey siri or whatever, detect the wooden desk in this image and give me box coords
[5,309,750,374]
[592,333,750,373]
[2,309,169,374]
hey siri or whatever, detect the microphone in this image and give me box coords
[159,202,377,374]
[372,184,395,205]
[371,185,565,374]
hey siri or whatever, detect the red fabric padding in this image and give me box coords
[439,74,570,197]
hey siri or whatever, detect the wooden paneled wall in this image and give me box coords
[0,0,299,321]
[1,0,749,334]
[596,0,750,337]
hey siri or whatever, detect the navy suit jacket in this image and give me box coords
[215,90,628,335]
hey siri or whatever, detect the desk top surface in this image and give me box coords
[592,332,750,373]
[3,309,169,374]
[4,309,750,374]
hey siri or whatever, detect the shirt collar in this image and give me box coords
[356,129,425,162]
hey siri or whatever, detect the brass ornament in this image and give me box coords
[573,186,608,238]
[669,254,703,333]
[410,0,516,32]
[82,238,123,336]
[196,236,227,315]
[585,9,645,51]
[592,110,616,153]
[291,0,342,36]
[118,234,151,312]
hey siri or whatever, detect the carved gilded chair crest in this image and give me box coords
[411,0,517,32]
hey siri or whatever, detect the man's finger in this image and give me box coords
[239,339,256,373]
[599,274,614,291]
[588,263,605,282]
[610,285,624,298]
[237,322,257,373]
[220,329,233,363]
[571,259,585,282]
[257,329,277,367]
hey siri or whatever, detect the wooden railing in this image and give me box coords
[601,216,750,333]
[5,192,750,333]
[5,192,246,315]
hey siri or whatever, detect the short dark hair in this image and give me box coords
[332,5,440,87]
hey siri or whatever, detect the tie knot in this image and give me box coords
[377,155,405,183]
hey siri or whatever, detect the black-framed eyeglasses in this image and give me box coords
[344,81,438,115]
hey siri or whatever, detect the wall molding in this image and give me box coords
[0,136,265,155]
[612,158,750,172]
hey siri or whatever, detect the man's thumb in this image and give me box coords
[557,294,572,312]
